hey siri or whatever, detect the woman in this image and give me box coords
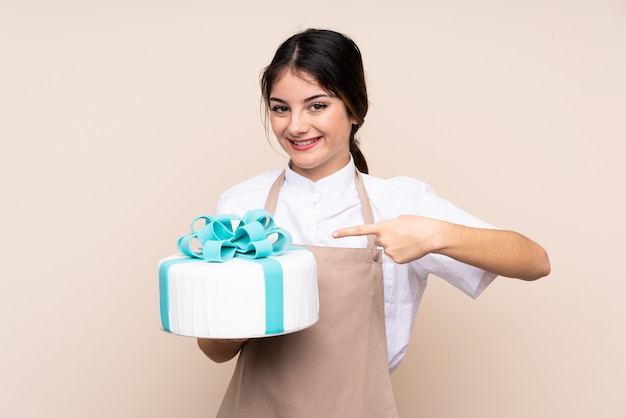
[198,28,550,417]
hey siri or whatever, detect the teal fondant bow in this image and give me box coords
[176,209,292,262]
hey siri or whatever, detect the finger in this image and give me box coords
[332,224,379,238]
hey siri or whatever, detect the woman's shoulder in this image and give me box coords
[360,173,441,218]
[362,172,495,227]
[217,169,283,213]
[361,173,435,197]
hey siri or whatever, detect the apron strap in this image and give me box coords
[263,171,284,216]
[264,169,378,250]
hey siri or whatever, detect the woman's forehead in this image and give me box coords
[270,70,329,100]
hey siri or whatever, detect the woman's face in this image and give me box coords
[269,70,356,182]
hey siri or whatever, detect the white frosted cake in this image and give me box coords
[158,210,319,338]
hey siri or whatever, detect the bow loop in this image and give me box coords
[202,240,237,263]
[232,221,267,249]
[244,209,275,230]
[176,210,292,263]
[189,215,213,234]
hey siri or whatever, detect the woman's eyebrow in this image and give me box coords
[268,97,287,103]
[269,94,330,103]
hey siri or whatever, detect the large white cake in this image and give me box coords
[159,211,319,338]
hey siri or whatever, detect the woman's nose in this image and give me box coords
[287,113,309,136]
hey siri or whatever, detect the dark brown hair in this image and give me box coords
[261,28,369,173]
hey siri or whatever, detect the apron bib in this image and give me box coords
[217,171,398,418]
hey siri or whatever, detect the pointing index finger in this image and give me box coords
[332,223,379,238]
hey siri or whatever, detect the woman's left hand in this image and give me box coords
[332,215,446,264]
[332,215,550,280]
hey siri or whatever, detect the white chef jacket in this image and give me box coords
[215,158,497,372]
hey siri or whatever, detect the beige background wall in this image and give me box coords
[1,0,624,417]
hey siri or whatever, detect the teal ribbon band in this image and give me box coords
[158,256,200,332]
[254,257,285,334]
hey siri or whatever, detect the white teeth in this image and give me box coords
[293,138,318,146]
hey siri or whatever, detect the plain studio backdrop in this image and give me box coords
[1,1,624,417]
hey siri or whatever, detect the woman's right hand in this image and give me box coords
[197,338,248,363]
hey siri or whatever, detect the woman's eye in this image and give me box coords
[309,102,327,112]
[271,105,289,114]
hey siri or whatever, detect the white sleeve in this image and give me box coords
[214,195,228,216]
[413,254,497,298]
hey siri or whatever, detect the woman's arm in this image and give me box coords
[333,215,550,281]
[197,338,248,363]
